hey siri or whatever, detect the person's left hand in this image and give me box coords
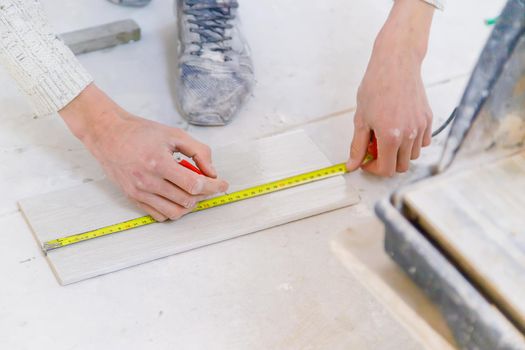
[346,0,435,176]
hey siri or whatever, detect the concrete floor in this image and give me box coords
[0,0,506,348]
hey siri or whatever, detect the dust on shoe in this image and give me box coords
[175,0,255,126]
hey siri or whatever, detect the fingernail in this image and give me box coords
[220,181,229,192]
[346,159,357,170]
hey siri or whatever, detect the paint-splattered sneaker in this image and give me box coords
[175,0,254,126]
[106,0,151,7]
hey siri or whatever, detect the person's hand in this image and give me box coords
[347,0,435,176]
[59,84,228,221]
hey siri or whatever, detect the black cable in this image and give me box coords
[432,107,458,138]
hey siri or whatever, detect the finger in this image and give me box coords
[346,117,371,171]
[422,121,432,147]
[396,139,414,173]
[136,201,167,222]
[137,191,191,221]
[361,130,401,177]
[157,155,229,195]
[155,180,206,209]
[176,134,217,178]
[411,131,424,160]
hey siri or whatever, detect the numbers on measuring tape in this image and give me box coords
[42,163,347,252]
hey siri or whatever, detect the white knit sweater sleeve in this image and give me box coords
[0,0,93,115]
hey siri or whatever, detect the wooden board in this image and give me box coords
[403,151,525,331]
[19,130,359,285]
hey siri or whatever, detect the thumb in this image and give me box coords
[176,133,217,178]
[193,151,217,178]
[346,121,371,172]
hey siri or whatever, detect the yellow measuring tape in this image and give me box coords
[42,162,348,253]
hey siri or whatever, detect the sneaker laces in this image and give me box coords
[184,0,239,60]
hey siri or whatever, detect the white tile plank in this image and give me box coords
[19,130,359,285]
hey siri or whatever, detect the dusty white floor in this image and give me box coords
[0,0,506,349]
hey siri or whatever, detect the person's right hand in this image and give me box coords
[59,84,228,222]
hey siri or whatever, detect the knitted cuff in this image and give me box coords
[0,0,93,115]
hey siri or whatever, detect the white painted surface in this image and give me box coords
[0,0,506,348]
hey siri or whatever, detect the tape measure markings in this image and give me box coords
[42,163,347,253]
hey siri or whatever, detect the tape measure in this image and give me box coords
[42,162,348,253]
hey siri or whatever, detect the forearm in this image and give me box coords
[378,0,435,62]
[0,0,92,115]
[59,84,122,144]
